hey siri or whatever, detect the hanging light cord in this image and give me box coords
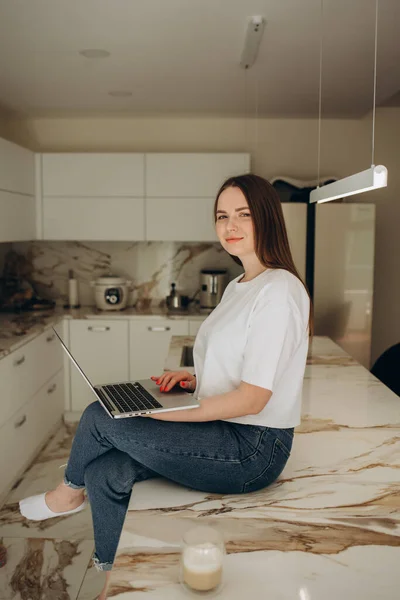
[316,0,323,188]
[371,0,379,167]
[255,74,259,160]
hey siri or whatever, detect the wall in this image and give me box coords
[2,109,399,363]
[5,241,242,308]
[4,114,370,182]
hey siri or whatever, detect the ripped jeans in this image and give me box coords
[63,401,294,572]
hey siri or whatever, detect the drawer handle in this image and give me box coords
[13,356,26,367]
[88,326,111,332]
[15,415,27,429]
[47,383,57,394]
[148,326,171,332]
[46,333,56,342]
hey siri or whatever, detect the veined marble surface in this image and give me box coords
[0,308,208,360]
[5,241,241,307]
[108,336,400,599]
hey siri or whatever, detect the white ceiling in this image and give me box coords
[0,0,399,118]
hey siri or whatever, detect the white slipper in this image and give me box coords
[19,493,88,521]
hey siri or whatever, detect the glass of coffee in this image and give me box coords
[180,525,225,595]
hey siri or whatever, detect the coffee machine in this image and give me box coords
[199,270,228,310]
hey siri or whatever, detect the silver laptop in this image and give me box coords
[52,328,199,419]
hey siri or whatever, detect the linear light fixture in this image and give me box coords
[310,165,388,203]
[310,0,387,204]
[240,16,266,69]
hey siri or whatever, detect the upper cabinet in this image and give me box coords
[40,153,145,241]
[0,137,35,196]
[42,196,145,241]
[0,191,36,242]
[146,153,250,197]
[42,153,145,196]
[145,153,250,242]
[0,136,35,242]
[146,197,217,241]
[38,152,250,242]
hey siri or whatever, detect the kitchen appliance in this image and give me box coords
[271,176,376,369]
[199,270,228,309]
[90,275,132,311]
[165,283,198,312]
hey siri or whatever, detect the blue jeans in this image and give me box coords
[63,401,294,571]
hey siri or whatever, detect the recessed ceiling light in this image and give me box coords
[108,90,133,97]
[79,49,110,58]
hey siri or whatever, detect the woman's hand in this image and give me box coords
[150,370,196,393]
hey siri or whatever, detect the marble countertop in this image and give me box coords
[0,306,208,360]
[163,335,197,374]
[109,336,400,599]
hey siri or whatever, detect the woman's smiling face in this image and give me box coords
[215,186,255,258]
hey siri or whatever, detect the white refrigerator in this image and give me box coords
[282,202,375,369]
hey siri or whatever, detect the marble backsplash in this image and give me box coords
[0,241,242,308]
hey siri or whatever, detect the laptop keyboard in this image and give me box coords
[102,382,163,413]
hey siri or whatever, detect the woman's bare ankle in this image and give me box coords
[60,481,85,496]
[44,482,85,512]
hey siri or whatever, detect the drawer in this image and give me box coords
[69,319,129,412]
[0,369,64,499]
[129,318,189,380]
[188,319,207,337]
[33,327,64,390]
[0,328,63,429]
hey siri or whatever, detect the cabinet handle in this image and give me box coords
[147,326,171,332]
[13,355,25,367]
[47,383,57,394]
[46,333,55,342]
[88,326,111,332]
[14,415,27,429]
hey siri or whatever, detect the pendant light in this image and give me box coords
[310,0,387,204]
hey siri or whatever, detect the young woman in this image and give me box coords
[20,174,312,600]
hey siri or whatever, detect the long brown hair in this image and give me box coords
[214,173,313,336]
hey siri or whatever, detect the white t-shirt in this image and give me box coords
[192,268,310,428]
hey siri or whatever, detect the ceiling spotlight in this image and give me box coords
[79,49,110,58]
[108,91,133,97]
[240,16,266,69]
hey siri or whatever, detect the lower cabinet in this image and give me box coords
[69,319,129,412]
[0,369,64,502]
[66,316,205,413]
[129,319,189,380]
[188,319,205,337]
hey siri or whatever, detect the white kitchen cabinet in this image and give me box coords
[146,197,218,241]
[0,369,64,504]
[0,327,63,430]
[129,318,189,380]
[146,153,250,197]
[281,204,307,282]
[0,322,64,502]
[0,190,36,242]
[42,153,145,197]
[42,196,145,240]
[0,136,35,195]
[188,319,207,337]
[69,319,129,412]
[38,152,251,242]
[0,136,35,242]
